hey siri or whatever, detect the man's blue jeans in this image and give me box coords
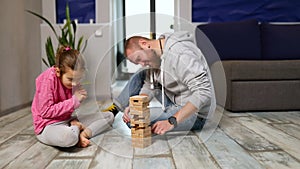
[113,69,205,131]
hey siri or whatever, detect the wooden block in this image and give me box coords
[133,122,150,128]
[132,137,151,144]
[131,127,151,137]
[131,127,151,133]
[130,101,149,107]
[130,106,149,112]
[131,126,147,130]
[131,121,150,128]
[130,96,149,106]
[132,129,151,135]
[131,127,151,135]
[132,141,151,148]
[132,132,151,138]
[137,118,151,124]
[130,123,139,127]
[131,118,147,123]
[131,127,138,131]
[130,95,148,102]
[139,123,149,127]
[132,137,151,148]
[131,132,151,138]
[132,115,150,121]
[132,119,150,126]
[129,107,150,117]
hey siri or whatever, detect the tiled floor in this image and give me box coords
[0,104,300,169]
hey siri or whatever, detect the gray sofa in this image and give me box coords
[196,19,300,112]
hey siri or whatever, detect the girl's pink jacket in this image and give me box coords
[31,67,80,134]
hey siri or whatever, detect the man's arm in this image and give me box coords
[151,102,198,135]
[172,102,198,123]
[152,48,211,135]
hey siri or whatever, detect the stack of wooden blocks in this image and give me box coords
[129,95,152,148]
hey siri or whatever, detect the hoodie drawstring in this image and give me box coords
[150,68,154,89]
[161,57,165,111]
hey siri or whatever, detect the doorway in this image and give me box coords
[113,0,175,78]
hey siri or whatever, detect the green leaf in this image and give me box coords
[42,58,50,67]
[72,20,77,47]
[65,3,74,49]
[72,20,77,34]
[60,29,68,46]
[82,39,88,53]
[62,23,68,30]
[45,37,55,66]
[26,10,59,40]
[59,39,68,47]
[77,36,84,51]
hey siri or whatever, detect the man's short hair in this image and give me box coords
[124,36,149,57]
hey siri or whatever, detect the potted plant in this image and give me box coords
[26,3,87,67]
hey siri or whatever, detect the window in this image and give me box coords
[56,0,95,24]
[123,0,174,73]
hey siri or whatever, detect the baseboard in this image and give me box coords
[0,102,32,117]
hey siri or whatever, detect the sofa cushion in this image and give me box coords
[261,23,300,60]
[196,19,262,61]
[221,60,300,81]
[230,80,300,111]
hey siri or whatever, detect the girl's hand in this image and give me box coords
[122,107,131,123]
[74,88,87,102]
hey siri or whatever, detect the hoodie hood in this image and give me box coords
[161,31,195,57]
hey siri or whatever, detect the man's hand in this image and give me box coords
[151,120,174,135]
[122,106,131,123]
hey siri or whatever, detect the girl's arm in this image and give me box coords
[36,79,80,119]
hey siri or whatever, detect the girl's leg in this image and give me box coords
[79,112,114,138]
[78,128,92,147]
[37,121,80,147]
[113,69,146,111]
[70,118,91,147]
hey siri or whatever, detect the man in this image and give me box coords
[104,31,213,135]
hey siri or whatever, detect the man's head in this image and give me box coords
[124,36,162,68]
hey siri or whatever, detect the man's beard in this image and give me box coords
[150,49,161,68]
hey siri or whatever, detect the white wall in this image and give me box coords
[174,0,201,32]
[0,0,42,115]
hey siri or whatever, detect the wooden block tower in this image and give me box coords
[129,95,151,148]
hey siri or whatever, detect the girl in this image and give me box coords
[31,46,114,148]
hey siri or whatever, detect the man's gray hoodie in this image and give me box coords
[140,31,213,118]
